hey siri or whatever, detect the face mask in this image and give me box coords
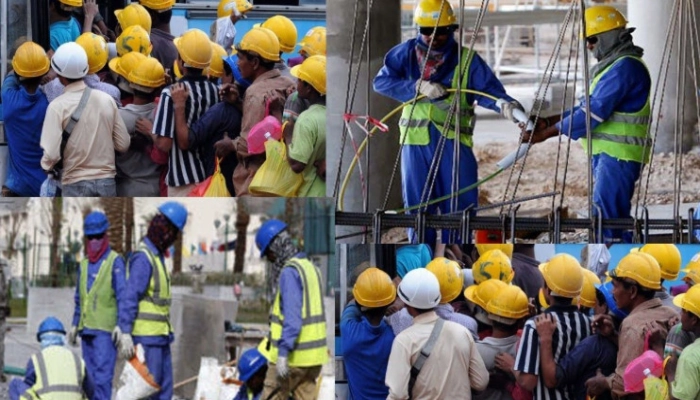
[88,238,104,254]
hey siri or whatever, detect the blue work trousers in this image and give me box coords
[82,332,117,400]
[591,153,641,243]
[136,342,173,400]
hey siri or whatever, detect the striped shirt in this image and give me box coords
[153,76,219,187]
[514,305,591,400]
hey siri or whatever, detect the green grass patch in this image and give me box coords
[235,299,271,324]
[9,298,27,318]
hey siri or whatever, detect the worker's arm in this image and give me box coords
[385,338,412,400]
[277,267,303,359]
[286,112,313,174]
[40,105,63,171]
[513,321,541,392]
[152,89,176,154]
[189,103,242,150]
[467,51,516,112]
[468,331,490,391]
[535,314,558,389]
[23,357,37,387]
[667,352,700,400]
[111,255,127,326]
[118,251,153,334]
[111,100,131,153]
[170,83,192,151]
[373,41,420,103]
[82,0,98,34]
[71,266,81,328]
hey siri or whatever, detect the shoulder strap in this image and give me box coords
[56,87,92,171]
[408,318,445,399]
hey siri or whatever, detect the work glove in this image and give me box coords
[67,326,79,347]
[276,356,289,379]
[499,99,526,123]
[415,80,447,100]
[111,326,122,345]
[118,333,135,360]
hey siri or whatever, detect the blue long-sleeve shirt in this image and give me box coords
[276,252,311,358]
[188,101,242,177]
[373,36,515,113]
[120,238,173,345]
[555,333,618,400]
[22,348,95,398]
[71,247,126,336]
[556,57,651,140]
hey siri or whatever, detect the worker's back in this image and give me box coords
[29,346,85,400]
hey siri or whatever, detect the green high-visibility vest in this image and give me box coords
[78,250,119,332]
[267,257,328,367]
[21,346,85,400]
[399,49,475,147]
[129,243,172,337]
[580,56,652,163]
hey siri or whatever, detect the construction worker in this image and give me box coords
[117,201,188,400]
[286,55,327,195]
[1,42,50,197]
[665,285,700,400]
[109,51,148,106]
[342,267,396,399]
[472,249,515,285]
[261,15,298,79]
[49,0,90,52]
[115,57,167,197]
[67,211,126,400]
[637,244,682,311]
[114,2,152,36]
[211,0,253,52]
[216,27,295,196]
[373,0,526,246]
[511,254,590,399]
[40,42,130,197]
[579,268,602,315]
[385,268,489,399]
[204,42,228,84]
[524,5,650,244]
[585,252,678,400]
[474,285,529,400]
[665,254,700,359]
[9,317,93,400]
[140,0,178,78]
[534,280,625,400]
[116,25,153,58]
[287,26,325,68]
[255,219,328,400]
[76,32,121,105]
[464,278,509,340]
[233,348,268,400]
[396,244,433,279]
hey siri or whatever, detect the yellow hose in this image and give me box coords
[338,88,501,211]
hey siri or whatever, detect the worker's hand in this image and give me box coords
[385,297,405,316]
[585,369,610,396]
[534,313,557,339]
[219,83,240,104]
[214,136,236,159]
[527,297,537,317]
[170,83,189,109]
[415,80,447,100]
[111,326,123,345]
[314,159,326,181]
[67,326,79,347]
[119,333,135,360]
[499,100,525,123]
[665,354,678,382]
[276,356,289,379]
[164,70,173,86]
[83,0,99,19]
[135,118,154,137]
[591,314,616,337]
[494,352,515,375]
[41,69,57,86]
[522,116,549,133]
[521,127,556,145]
[668,315,680,328]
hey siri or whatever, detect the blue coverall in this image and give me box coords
[72,247,126,400]
[9,348,95,400]
[374,35,516,246]
[119,238,175,400]
[556,57,651,243]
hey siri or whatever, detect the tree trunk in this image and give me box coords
[100,198,125,255]
[173,234,182,275]
[49,198,62,288]
[125,199,134,255]
[234,199,250,274]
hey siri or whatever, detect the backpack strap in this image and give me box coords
[408,318,445,399]
[52,87,92,177]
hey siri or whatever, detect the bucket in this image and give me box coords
[247,116,282,155]
[115,345,160,400]
[475,230,503,244]
[624,350,663,393]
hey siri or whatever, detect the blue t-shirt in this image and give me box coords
[1,74,49,196]
[396,244,433,278]
[340,303,395,400]
[50,17,81,51]
[556,333,617,400]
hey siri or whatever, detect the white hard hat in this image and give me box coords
[462,268,474,288]
[107,42,118,62]
[398,268,441,309]
[51,42,89,79]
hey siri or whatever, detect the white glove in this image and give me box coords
[415,81,447,100]
[119,333,135,360]
[111,326,122,345]
[67,326,79,347]
[276,356,289,379]
[499,100,526,123]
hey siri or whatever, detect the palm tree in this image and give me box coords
[48,197,62,288]
[125,199,134,255]
[100,198,125,255]
[234,199,250,274]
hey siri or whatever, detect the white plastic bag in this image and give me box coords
[40,175,60,197]
[115,345,160,400]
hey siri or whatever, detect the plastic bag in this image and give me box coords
[189,158,231,197]
[644,376,669,400]
[249,139,303,197]
[40,175,61,197]
[115,344,160,400]
[247,99,283,155]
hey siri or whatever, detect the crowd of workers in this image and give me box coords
[341,243,700,400]
[5,213,328,400]
[1,0,327,198]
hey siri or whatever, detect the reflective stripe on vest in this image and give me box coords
[130,243,172,337]
[579,56,652,163]
[268,257,328,367]
[398,49,475,147]
[78,250,119,332]
[30,346,84,400]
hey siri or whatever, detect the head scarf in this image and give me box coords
[267,230,299,286]
[40,332,65,349]
[147,214,178,252]
[87,233,110,264]
[590,28,644,77]
[414,33,456,80]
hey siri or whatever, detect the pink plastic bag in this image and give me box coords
[247,99,282,155]
[624,332,664,393]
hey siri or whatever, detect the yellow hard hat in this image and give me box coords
[233,27,281,62]
[464,279,508,310]
[261,15,298,53]
[539,254,584,298]
[116,25,152,57]
[204,42,228,79]
[174,29,213,69]
[11,41,50,78]
[579,268,602,309]
[59,0,83,7]
[298,26,326,57]
[610,252,662,290]
[635,244,682,281]
[473,249,514,285]
[486,285,529,321]
[683,253,700,286]
[414,0,457,28]
[584,5,627,38]
[476,244,514,259]
[115,3,152,33]
[217,0,253,18]
[290,55,326,95]
[139,0,175,12]
[539,287,577,310]
[128,58,166,91]
[673,284,700,317]
[425,257,463,304]
[75,33,108,74]
[352,267,397,308]
[173,60,183,79]
[109,51,148,80]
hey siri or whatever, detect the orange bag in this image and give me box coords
[188,158,231,197]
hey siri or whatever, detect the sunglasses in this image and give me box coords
[586,36,599,45]
[86,234,105,241]
[419,26,453,37]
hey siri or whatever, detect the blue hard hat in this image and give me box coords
[84,211,109,236]
[256,219,287,257]
[37,317,66,342]
[158,201,188,231]
[594,281,629,320]
[224,55,252,90]
[238,348,268,383]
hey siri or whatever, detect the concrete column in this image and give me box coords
[627,0,700,153]
[327,0,403,242]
